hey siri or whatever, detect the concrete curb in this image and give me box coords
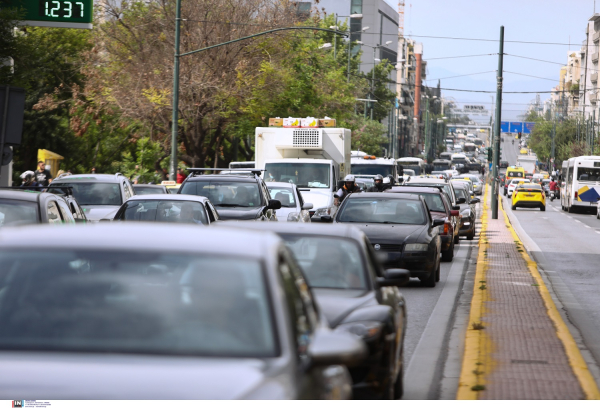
[456,185,490,400]
[499,196,600,400]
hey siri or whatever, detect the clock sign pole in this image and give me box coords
[2,0,93,29]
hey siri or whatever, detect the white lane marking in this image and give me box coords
[585,225,591,229]
[568,216,573,219]
[596,231,600,234]
[574,219,582,223]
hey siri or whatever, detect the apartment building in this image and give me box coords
[579,14,600,119]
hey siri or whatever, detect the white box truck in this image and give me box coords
[255,126,351,221]
[516,155,537,175]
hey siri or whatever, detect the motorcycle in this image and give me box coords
[550,190,556,201]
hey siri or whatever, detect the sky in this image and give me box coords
[381,0,598,122]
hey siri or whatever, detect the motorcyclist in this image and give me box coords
[367,174,386,192]
[335,175,360,205]
[512,139,514,145]
[20,171,40,188]
[549,177,558,201]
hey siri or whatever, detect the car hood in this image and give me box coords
[343,223,426,244]
[81,205,122,222]
[312,288,375,327]
[215,206,263,220]
[0,352,286,399]
[299,189,333,211]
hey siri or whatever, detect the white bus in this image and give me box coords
[396,157,426,176]
[561,156,600,214]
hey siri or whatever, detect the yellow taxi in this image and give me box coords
[519,148,528,155]
[511,183,545,211]
[161,180,181,194]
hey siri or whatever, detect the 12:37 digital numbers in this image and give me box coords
[39,0,85,19]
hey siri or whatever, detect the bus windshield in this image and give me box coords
[351,164,395,176]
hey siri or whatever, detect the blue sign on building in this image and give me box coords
[523,122,535,134]
[510,122,523,133]
[500,122,510,133]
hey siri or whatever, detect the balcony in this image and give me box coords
[590,93,598,104]
[594,31,600,43]
[593,52,599,62]
[592,73,598,83]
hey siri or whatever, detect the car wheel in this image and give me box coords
[454,234,459,244]
[540,205,545,212]
[441,241,454,262]
[467,229,475,240]
[420,263,437,288]
[511,205,516,210]
[436,261,441,282]
[394,361,404,399]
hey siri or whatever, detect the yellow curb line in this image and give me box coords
[457,184,490,399]
[499,196,600,400]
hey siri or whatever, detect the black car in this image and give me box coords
[499,160,509,169]
[330,192,443,287]
[178,169,281,221]
[452,184,479,240]
[219,222,408,400]
[0,188,84,226]
[132,184,168,195]
[389,186,459,261]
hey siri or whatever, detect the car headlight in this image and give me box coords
[287,212,300,222]
[314,207,331,217]
[405,243,428,252]
[335,321,383,341]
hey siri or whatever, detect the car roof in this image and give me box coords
[124,194,210,203]
[517,183,542,189]
[219,222,367,242]
[346,192,422,201]
[133,184,165,189]
[52,174,124,182]
[0,189,44,202]
[186,174,258,182]
[389,186,443,194]
[0,224,280,259]
[405,177,449,185]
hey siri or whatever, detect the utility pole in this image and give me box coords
[371,46,378,120]
[169,0,182,181]
[551,117,556,171]
[491,26,504,220]
[424,97,430,162]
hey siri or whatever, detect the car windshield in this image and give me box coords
[267,186,296,208]
[282,236,367,290]
[265,163,330,188]
[0,250,277,358]
[351,164,394,176]
[0,199,39,227]
[180,181,262,208]
[338,198,427,225]
[419,193,446,212]
[49,183,122,206]
[118,200,208,225]
[133,186,166,195]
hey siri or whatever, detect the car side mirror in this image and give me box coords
[267,199,282,210]
[320,215,333,223]
[432,218,445,228]
[377,268,410,287]
[450,210,460,217]
[302,203,314,210]
[470,198,480,204]
[456,198,466,204]
[308,329,367,368]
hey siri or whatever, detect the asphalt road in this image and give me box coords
[500,132,520,166]
[503,194,600,371]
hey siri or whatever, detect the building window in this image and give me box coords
[351,0,362,14]
[381,48,398,64]
[295,2,311,19]
[350,17,362,44]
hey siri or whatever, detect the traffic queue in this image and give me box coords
[0,162,483,400]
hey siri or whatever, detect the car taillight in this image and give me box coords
[575,191,578,199]
[444,222,450,235]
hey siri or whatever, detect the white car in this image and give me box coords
[266,182,313,222]
[507,178,529,198]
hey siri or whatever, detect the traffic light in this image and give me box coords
[518,132,522,139]
[487,147,493,161]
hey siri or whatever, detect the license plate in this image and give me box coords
[525,194,534,197]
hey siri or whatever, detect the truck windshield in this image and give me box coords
[433,163,451,171]
[265,163,330,188]
[351,164,394,176]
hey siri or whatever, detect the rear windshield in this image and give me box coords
[0,199,39,227]
[181,181,262,208]
[50,183,122,206]
[134,186,167,195]
[0,250,277,358]
[118,200,208,225]
[338,198,427,225]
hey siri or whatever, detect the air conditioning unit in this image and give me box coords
[275,129,323,150]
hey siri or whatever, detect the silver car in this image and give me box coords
[266,182,313,222]
[0,224,366,399]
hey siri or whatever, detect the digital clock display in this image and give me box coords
[39,0,85,19]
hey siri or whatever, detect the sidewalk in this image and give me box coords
[457,186,600,400]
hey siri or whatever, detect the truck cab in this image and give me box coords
[255,126,351,222]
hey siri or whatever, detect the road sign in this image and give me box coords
[509,122,523,133]
[523,122,535,134]
[2,0,93,29]
[500,122,510,133]
[463,105,489,115]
